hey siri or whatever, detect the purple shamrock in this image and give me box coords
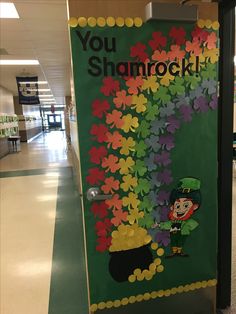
[159,206,170,221]
[155,231,170,247]
[166,115,180,134]
[209,93,218,110]
[179,105,193,122]
[193,96,209,113]
[157,190,170,205]
[145,135,161,152]
[144,152,157,171]
[155,150,171,167]
[159,134,175,151]
[157,169,173,185]
[151,209,161,222]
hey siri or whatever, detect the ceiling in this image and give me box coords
[0,0,71,105]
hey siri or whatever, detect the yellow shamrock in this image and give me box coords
[121,114,139,133]
[132,94,148,113]
[142,76,159,94]
[120,137,136,156]
[118,157,135,174]
[160,72,175,87]
[127,208,144,224]
[122,192,140,210]
[120,174,138,192]
[203,48,219,64]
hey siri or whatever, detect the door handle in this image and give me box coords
[86,187,112,202]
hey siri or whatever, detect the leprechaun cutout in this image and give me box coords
[154,177,201,258]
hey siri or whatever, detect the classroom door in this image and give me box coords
[70,17,219,314]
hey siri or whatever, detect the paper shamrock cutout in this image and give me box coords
[86,168,105,185]
[149,31,167,51]
[126,76,144,95]
[118,157,135,175]
[101,177,120,194]
[105,194,122,210]
[90,202,109,219]
[113,90,132,110]
[121,114,139,133]
[130,42,148,62]
[111,208,128,226]
[122,192,140,210]
[106,131,123,149]
[101,154,120,173]
[169,26,186,45]
[90,124,108,143]
[89,146,108,164]
[100,76,120,96]
[106,110,124,129]
[132,94,148,113]
[120,174,138,192]
[120,137,136,156]
[92,99,110,118]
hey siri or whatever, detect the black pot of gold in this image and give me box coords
[108,224,153,282]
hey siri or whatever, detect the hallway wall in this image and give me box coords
[0,85,14,114]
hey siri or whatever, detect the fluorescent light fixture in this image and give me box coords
[38,89,50,92]
[42,102,56,104]
[19,81,48,84]
[0,60,39,65]
[0,3,19,19]
[40,99,55,101]
[39,94,53,97]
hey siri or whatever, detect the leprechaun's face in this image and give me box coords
[171,198,198,220]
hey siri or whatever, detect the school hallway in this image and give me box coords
[0,131,88,314]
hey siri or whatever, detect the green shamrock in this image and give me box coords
[139,195,154,212]
[201,63,217,80]
[169,77,185,96]
[133,140,148,158]
[144,101,159,121]
[132,159,147,177]
[153,86,171,104]
[136,121,150,138]
[184,74,201,90]
[138,213,154,229]
[134,178,151,196]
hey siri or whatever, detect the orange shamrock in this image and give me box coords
[105,194,122,210]
[113,90,132,110]
[168,45,186,61]
[106,131,124,149]
[125,76,144,95]
[206,32,217,50]
[101,177,120,194]
[106,110,124,129]
[101,154,120,173]
[152,50,169,62]
[185,39,202,56]
[111,208,128,226]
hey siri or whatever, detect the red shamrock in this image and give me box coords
[92,99,110,118]
[149,31,167,51]
[90,124,108,143]
[95,219,112,237]
[191,27,209,44]
[100,77,120,96]
[88,146,108,164]
[86,168,105,185]
[90,202,109,219]
[96,236,112,252]
[169,27,186,45]
[130,42,148,62]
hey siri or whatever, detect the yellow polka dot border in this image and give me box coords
[68,16,143,28]
[90,279,217,312]
[197,19,220,30]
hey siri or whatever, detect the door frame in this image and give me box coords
[217,0,235,309]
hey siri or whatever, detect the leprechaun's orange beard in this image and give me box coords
[169,206,195,221]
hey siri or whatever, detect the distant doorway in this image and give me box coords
[47,114,62,130]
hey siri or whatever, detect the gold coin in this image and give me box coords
[171,287,177,295]
[201,280,208,288]
[116,17,125,27]
[97,17,106,27]
[134,17,143,27]
[143,293,151,300]
[195,282,202,289]
[156,265,164,273]
[157,290,164,297]
[177,285,184,293]
[205,19,212,29]
[137,273,145,281]
[129,296,136,304]
[156,248,164,256]
[136,294,143,302]
[144,235,152,244]
[150,291,158,299]
[98,302,106,310]
[151,242,158,250]
[197,19,205,29]
[78,17,87,27]
[164,289,171,297]
[125,17,134,27]
[90,304,98,312]
[121,297,129,305]
[68,17,78,27]
[133,268,141,276]
[212,21,220,30]
[106,17,115,27]
[128,274,136,283]
[154,258,161,266]
[87,17,96,27]
[113,300,121,307]
[183,285,190,292]
[149,263,156,272]
[106,301,113,308]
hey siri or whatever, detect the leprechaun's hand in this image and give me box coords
[151,222,160,229]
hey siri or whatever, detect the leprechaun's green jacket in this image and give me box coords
[159,219,199,235]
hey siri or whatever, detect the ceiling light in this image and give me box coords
[0,3,19,19]
[39,94,53,97]
[38,89,50,91]
[40,99,55,101]
[0,60,39,65]
[19,81,48,84]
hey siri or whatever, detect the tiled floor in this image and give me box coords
[0,131,235,314]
